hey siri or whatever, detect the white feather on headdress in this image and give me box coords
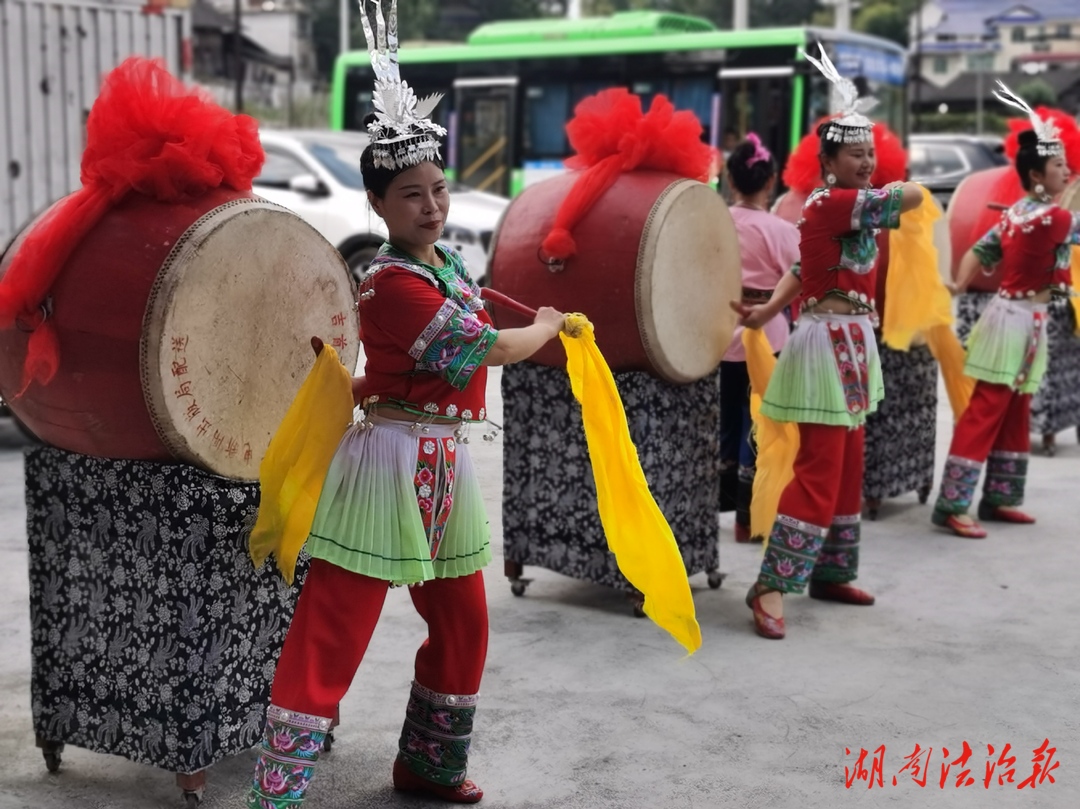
[992,80,1064,158]
[799,43,876,144]
[358,0,447,170]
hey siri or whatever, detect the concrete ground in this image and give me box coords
[0,368,1077,809]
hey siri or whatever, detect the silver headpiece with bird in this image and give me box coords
[800,43,876,144]
[358,0,447,170]
[991,80,1064,159]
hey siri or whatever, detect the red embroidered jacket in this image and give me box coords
[358,244,498,421]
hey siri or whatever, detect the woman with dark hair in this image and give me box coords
[732,46,923,639]
[720,134,800,542]
[246,4,563,806]
[931,84,1080,539]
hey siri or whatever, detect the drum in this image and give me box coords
[487,171,740,384]
[771,190,807,225]
[0,189,359,479]
[1061,177,1080,212]
[946,166,1024,291]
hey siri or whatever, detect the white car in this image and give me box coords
[254,129,507,283]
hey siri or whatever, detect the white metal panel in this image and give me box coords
[0,0,189,249]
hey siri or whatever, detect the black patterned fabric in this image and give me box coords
[501,363,720,592]
[25,446,304,775]
[957,292,1080,436]
[863,343,938,502]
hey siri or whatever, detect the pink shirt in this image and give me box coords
[723,205,800,362]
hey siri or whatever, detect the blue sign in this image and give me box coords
[833,43,906,86]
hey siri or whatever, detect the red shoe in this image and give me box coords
[809,580,876,606]
[932,510,988,539]
[745,584,785,639]
[393,757,484,804]
[978,502,1036,524]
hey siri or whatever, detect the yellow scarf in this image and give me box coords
[883,188,974,418]
[249,346,353,584]
[560,315,702,655]
[742,329,799,547]
[1072,246,1080,335]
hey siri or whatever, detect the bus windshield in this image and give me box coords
[332,14,907,197]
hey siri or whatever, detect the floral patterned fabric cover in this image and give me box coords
[501,363,720,591]
[25,446,304,774]
[862,343,937,501]
[957,292,1080,436]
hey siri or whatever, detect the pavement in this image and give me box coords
[0,368,1078,809]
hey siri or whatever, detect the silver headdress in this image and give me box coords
[358,0,447,170]
[800,43,876,144]
[992,80,1064,159]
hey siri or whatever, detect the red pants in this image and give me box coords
[758,423,865,592]
[935,381,1031,514]
[949,380,1030,462]
[778,423,864,527]
[271,559,489,718]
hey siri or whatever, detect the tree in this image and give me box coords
[1016,79,1057,107]
[854,2,908,47]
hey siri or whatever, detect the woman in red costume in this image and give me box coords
[246,4,563,806]
[733,46,923,639]
[932,83,1080,539]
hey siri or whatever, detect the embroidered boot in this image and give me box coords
[977,451,1035,523]
[932,456,987,537]
[809,515,874,604]
[394,681,483,803]
[248,705,332,809]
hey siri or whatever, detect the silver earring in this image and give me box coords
[1034,183,1047,199]
[826,173,837,186]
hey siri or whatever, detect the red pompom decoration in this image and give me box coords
[541,88,712,263]
[1002,107,1080,174]
[0,58,264,393]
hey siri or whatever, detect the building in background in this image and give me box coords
[913,0,1080,88]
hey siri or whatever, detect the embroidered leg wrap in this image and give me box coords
[812,514,860,584]
[758,515,829,594]
[398,681,477,787]
[981,451,1028,507]
[248,705,332,809]
[735,464,755,530]
[934,455,982,516]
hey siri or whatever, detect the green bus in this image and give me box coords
[330,11,907,197]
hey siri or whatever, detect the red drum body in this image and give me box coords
[947,166,1024,291]
[0,189,359,479]
[771,190,807,226]
[488,171,740,384]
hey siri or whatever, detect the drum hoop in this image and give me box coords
[139,197,298,470]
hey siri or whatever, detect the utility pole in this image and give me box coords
[233,0,243,112]
[833,0,852,32]
[733,0,749,30]
[340,0,349,55]
[566,0,582,20]
[913,1,923,133]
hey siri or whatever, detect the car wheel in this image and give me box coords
[345,244,380,285]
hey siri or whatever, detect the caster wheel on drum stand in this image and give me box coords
[918,485,932,505]
[509,578,533,597]
[322,731,335,753]
[628,590,647,618]
[866,498,881,521]
[36,736,64,773]
[1042,434,1056,457]
[176,772,206,807]
[706,570,724,589]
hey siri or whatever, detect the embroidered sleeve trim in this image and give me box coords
[972,225,1003,267]
[852,188,903,231]
[409,300,458,361]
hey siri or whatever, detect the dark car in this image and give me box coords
[908,134,1009,208]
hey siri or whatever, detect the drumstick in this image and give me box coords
[479,288,586,338]
[987,202,1009,211]
[479,287,537,318]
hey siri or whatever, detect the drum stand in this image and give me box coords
[504,560,723,617]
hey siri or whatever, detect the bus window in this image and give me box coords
[671,76,714,137]
[523,84,569,159]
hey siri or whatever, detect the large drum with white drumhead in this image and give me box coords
[488,171,740,384]
[0,188,358,479]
